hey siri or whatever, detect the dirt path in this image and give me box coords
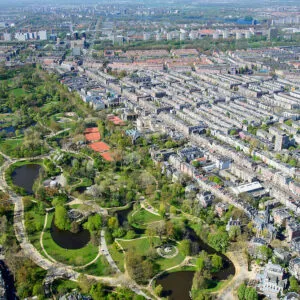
[215,248,255,300]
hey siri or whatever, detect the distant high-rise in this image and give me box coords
[143,32,151,41]
[38,30,47,40]
[274,133,289,151]
[3,33,11,41]
[268,27,278,40]
[180,31,186,41]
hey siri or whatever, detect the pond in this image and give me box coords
[12,164,41,194]
[50,219,90,250]
[156,227,235,300]
[115,204,145,235]
[0,126,15,134]
[74,186,87,194]
[156,271,194,300]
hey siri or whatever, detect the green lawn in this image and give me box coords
[129,208,162,229]
[10,88,27,97]
[42,213,99,266]
[0,138,23,156]
[118,237,185,272]
[0,154,4,167]
[23,198,48,258]
[40,101,60,113]
[51,279,78,295]
[79,255,112,276]
[108,244,125,272]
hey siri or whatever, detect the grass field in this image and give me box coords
[24,198,46,255]
[129,208,162,229]
[108,244,125,272]
[42,213,99,266]
[79,255,112,276]
[10,88,27,97]
[118,237,185,272]
[0,138,23,156]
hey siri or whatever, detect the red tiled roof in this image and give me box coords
[100,152,114,161]
[89,142,110,153]
[84,127,100,142]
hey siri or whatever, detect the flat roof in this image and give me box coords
[232,181,263,194]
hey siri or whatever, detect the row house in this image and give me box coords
[287,220,300,242]
[270,186,300,215]
[291,237,300,254]
[274,93,300,109]
[257,261,288,295]
[215,202,229,217]
[230,163,257,182]
[289,258,300,280]
[235,99,274,120]
[281,123,298,135]
[254,151,297,178]
[196,191,214,208]
[272,208,291,226]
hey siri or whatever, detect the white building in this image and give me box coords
[15,32,27,41]
[38,30,47,40]
[3,33,11,41]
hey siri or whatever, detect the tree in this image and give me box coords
[125,250,153,283]
[153,221,166,241]
[154,284,163,296]
[208,231,229,252]
[107,216,119,230]
[192,271,209,291]
[54,205,70,230]
[179,239,191,256]
[84,214,102,232]
[146,225,156,247]
[211,254,222,273]
[238,283,246,300]
[90,282,104,299]
[196,256,205,271]
[77,274,95,294]
[244,287,258,300]
[289,276,300,293]
[257,245,272,261]
[237,283,258,300]
[70,221,80,233]
[166,221,174,239]
[229,225,241,241]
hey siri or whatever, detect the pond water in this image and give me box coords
[0,260,17,300]
[12,164,41,194]
[75,186,87,194]
[115,205,145,234]
[0,126,15,134]
[50,219,90,250]
[156,271,194,300]
[156,227,235,300]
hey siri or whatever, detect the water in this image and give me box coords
[115,206,132,226]
[0,260,17,300]
[156,271,194,300]
[50,220,90,250]
[115,205,145,234]
[156,227,235,300]
[0,126,15,134]
[12,164,41,194]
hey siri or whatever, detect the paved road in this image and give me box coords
[100,229,121,274]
